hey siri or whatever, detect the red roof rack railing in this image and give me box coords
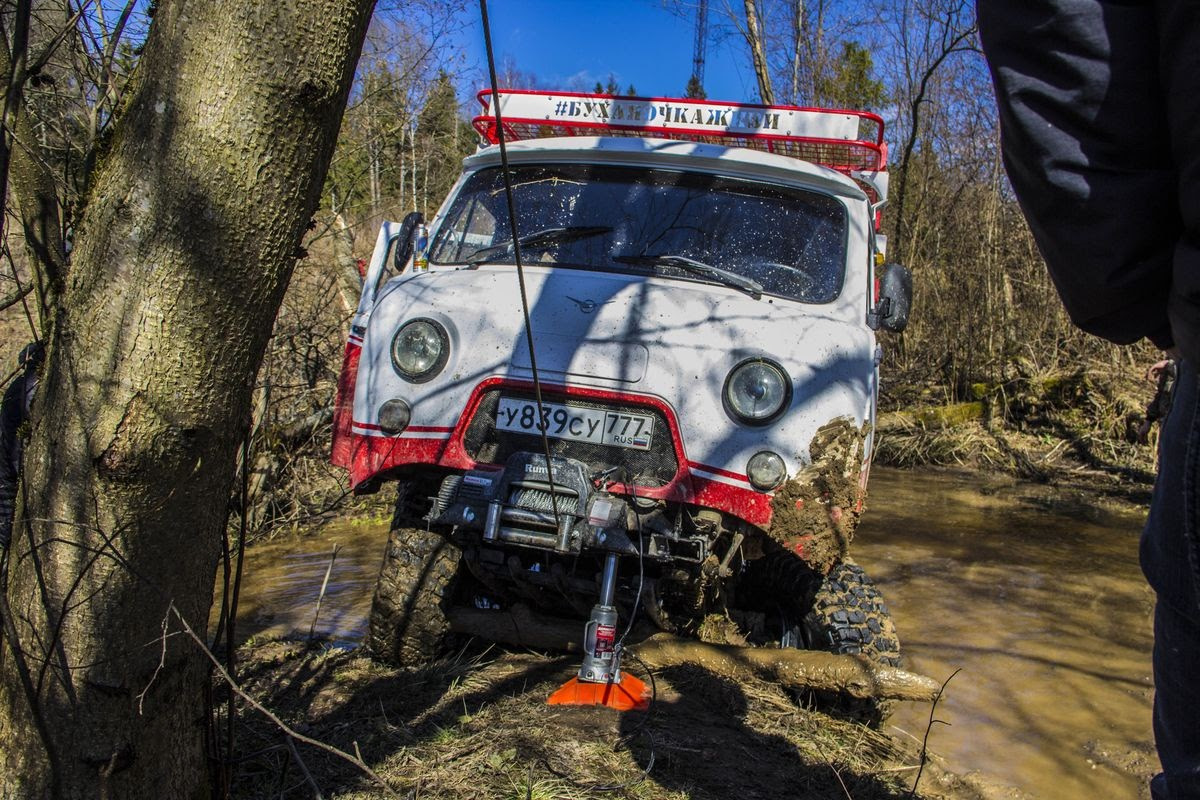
[473,89,887,176]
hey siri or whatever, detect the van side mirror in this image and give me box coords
[392,211,424,270]
[867,262,912,333]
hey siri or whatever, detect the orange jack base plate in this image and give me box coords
[547,674,650,711]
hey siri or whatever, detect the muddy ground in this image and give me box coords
[224,640,1012,800]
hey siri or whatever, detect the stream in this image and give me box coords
[223,466,1156,798]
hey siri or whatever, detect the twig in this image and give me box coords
[0,281,31,312]
[286,736,325,800]
[908,668,960,799]
[136,613,172,714]
[812,738,853,800]
[307,543,341,642]
[225,432,252,775]
[167,602,401,798]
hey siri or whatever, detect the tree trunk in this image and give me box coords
[0,0,372,796]
[743,0,775,104]
[789,0,803,103]
[331,208,364,313]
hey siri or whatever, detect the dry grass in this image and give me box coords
[875,364,1160,508]
[225,641,987,800]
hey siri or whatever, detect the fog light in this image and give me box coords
[746,451,786,491]
[378,398,412,435]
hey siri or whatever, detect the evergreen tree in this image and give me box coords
[815,41,887,110]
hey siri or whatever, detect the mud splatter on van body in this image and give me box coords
[768,417,870,573]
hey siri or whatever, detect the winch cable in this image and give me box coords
[616,468,646,648]
[479,0,563,527]
[478,6,657,789]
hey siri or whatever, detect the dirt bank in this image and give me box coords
[225,640,998,799]
[874,406,1158,511]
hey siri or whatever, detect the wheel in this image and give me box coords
[796,559,901,725]
[801,560,901,666]
[367,525,463,667]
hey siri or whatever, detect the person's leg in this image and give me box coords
[0,377,24,549]
[1142,359,1200,799]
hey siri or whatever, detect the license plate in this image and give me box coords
[496,397,654,450]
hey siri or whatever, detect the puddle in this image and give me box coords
[856,467,1155,799]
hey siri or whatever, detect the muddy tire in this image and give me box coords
[367,525,463,667]
[797,560,900,725]
[802,560,901,665]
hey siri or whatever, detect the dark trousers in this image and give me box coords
[0,376,23,549]
[1142,359,1200,799]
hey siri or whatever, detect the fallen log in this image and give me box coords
[447,604,942,702]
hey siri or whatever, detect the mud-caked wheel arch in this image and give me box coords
[802,559,900,665]
[367,525,463,667]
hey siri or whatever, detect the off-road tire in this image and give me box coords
[367,525,463,667]
[802,560,901,666]
[799,559,901,725]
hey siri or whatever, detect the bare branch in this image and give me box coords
[167,603,401,798]
[0,280,31,312]
[136,615,175,715]
[286,736,326,799]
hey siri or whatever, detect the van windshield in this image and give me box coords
[427,163,848,304]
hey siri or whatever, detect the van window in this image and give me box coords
[428,163,847,304]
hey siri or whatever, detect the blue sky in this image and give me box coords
[457,1,759,102]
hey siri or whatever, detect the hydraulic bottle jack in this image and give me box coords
[547,552,650,711]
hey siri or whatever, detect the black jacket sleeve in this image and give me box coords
[978,0,1176,349]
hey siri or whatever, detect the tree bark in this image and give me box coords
[0,0,373,796]
[743,0,775,104]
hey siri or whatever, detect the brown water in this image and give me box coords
[217,521,386,647]
[858,468,1156,799]
[224,467,1157,799]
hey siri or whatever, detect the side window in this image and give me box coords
[432,195,498,262]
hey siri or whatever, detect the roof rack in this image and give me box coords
[473,89,887,177]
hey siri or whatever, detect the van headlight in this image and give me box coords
[391,319,449,383]
[723,359,791,425]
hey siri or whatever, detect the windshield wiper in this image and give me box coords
[466,226,613,266]
[614,253,763,300]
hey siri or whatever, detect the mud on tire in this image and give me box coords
[802,560,901,666]
[798,559,900,725]
[367,525,463,667]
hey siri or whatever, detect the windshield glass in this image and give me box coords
[428,163,848,303]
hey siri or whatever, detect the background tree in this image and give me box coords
[813,40,886,109]
[0,0,373,796]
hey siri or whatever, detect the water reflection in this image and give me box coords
[216,522,387,647]
[857,467,1156,799]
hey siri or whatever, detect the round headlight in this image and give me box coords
[723,359,791,425]
[747,451,787,491]
[391,319,449,383]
